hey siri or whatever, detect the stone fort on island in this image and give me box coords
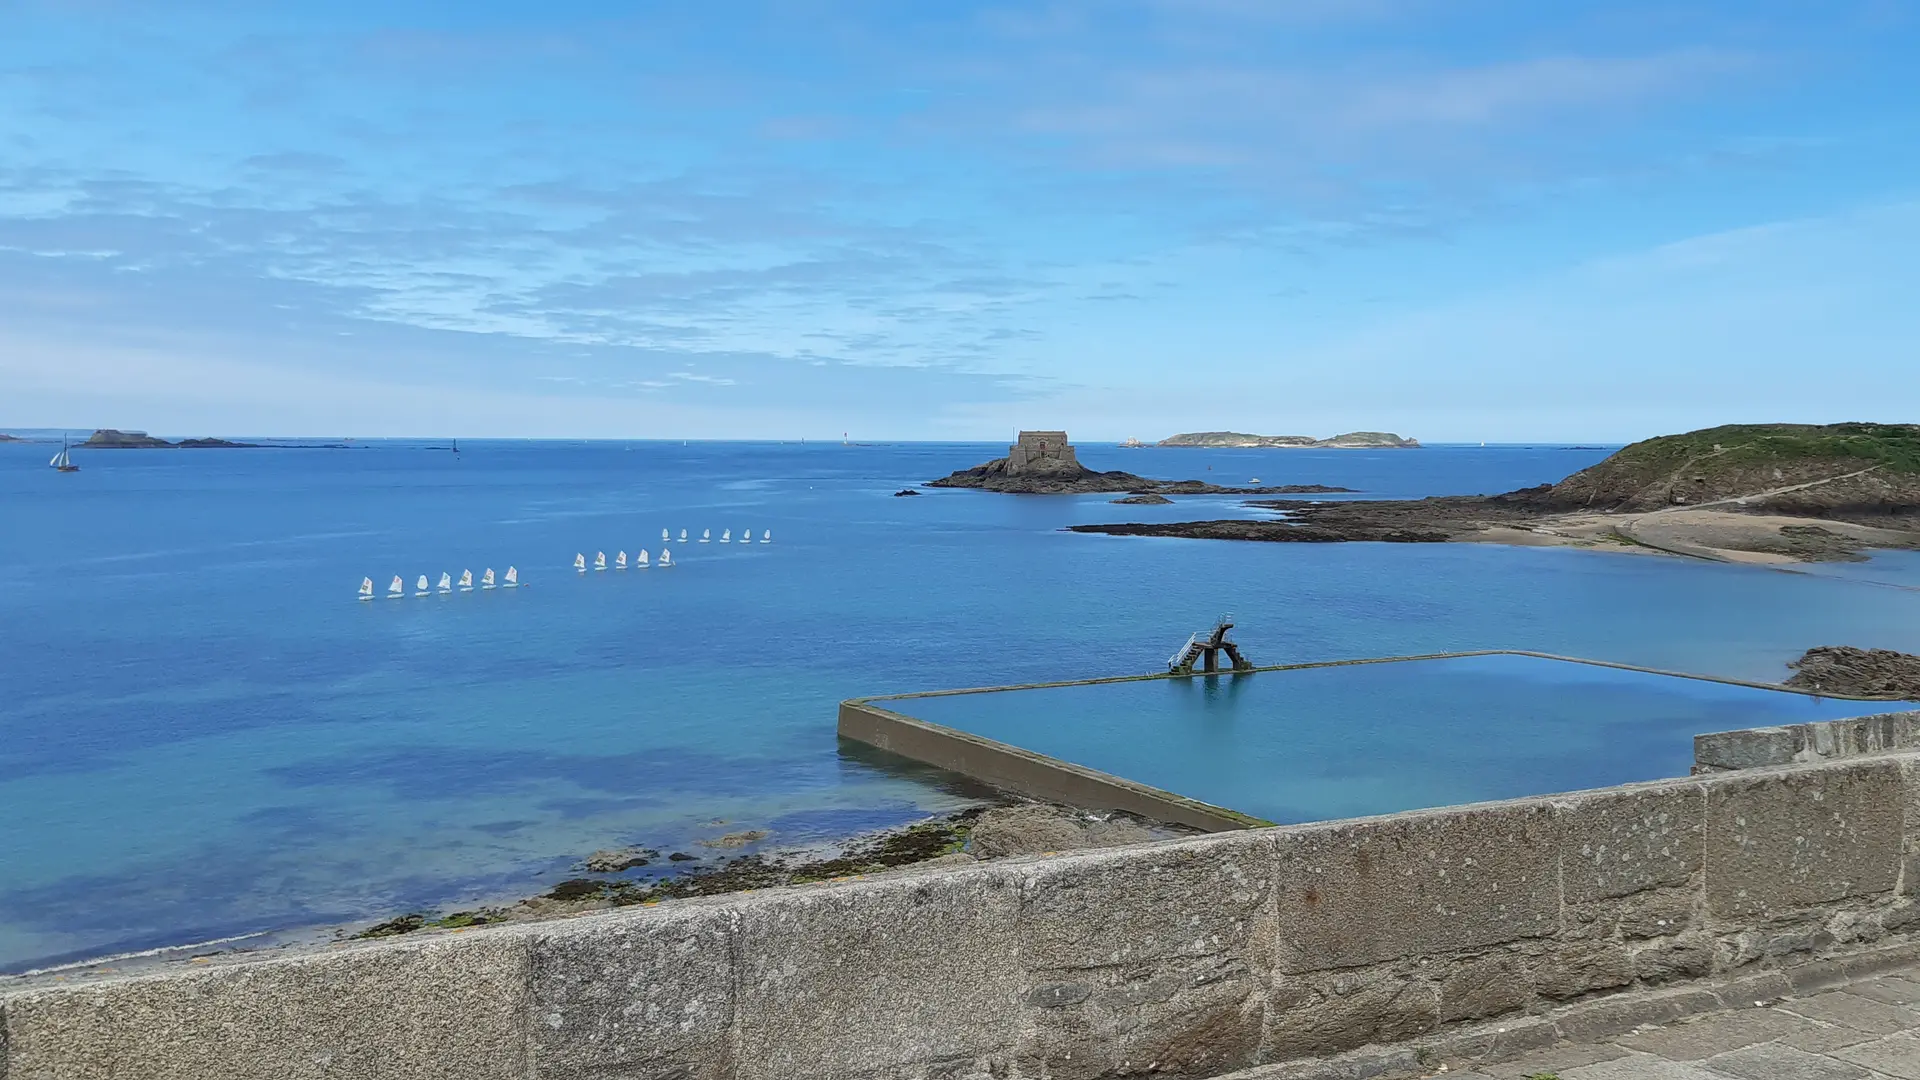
[1005,430,1079,474]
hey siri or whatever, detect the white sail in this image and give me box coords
[636,549,650,567]
[415,575,429,596]
[388,575,404,597]
[574,553,586,572]
[49,450,63,468]
[662,528,670,542]
[679,529,688,542]
[720,529,730,543]
[504,566,518,587]
[358,577,374,600]
[615,551,627,569]
[459,569,473,590]
[761,530,771,543]
[700,529,710,542]
[594,551,607,570]
[437,573,451,592]
[481,568,496,589]
[659,548,672,566]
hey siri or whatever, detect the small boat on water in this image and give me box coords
[574,553,587,573]
[49,437,78,473]
[387,575,405,599]
[481,568,496,589]
[615,551,627,569]
[414,575,430,597]
[594,551,607,571]
[357,577,374,601]
[720,529,731,543]
[1250,477,1261,485]
[635,549,650,568]
[678,529,688,543]
[661,528,670,543]
[700,529,710,543]
[504,566,518,588]
[459,569,473,591]
[437,573,452,593]
[761,530,771,544]
[658,548,673,567]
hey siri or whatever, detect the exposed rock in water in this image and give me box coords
[582,846,656,873]
[1785,646,1920,700]
[893,488,922,497]
[965,803,1166,859]
[1158,431,1419,449]
[82,429,260,449]
[697,829,770,849]
[1112,493,1174,505]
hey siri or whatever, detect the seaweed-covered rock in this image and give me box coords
[1786,646,1920,699]
[966,803,1160,859]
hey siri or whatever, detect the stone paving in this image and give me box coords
[1440,966,1920,1080]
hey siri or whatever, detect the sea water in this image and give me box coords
[2,439,1917,971]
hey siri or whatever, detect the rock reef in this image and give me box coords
[1786,646,1920,700]
[82,429,259,448]
[930,429,1357,495]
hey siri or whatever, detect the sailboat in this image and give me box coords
[504,566,518,588]
[720,529,731,544]
[700,529,710,543]
[658,548,672,567]
[661,528,670,543]
[49,436,78,473]
[574,553,587,573]
[451,438,460,455]
[357,577,374,601]
[459,569,474,591]
[594,551,607,571]
[678,529,688,543]
[414,575,430,597]
[481,568,496,590]
[615,551,627,569]
[760,530,771,544]
[387,575,405,599]
[635,549,650,568]
[437,573,452,593]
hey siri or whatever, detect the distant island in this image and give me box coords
[0,433,21,442]
[83,429,260,449]
[1075,422,1920,563]
[1158,431,1419,449]
[928,431,1357,495]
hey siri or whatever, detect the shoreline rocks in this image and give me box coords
[1111,493,1174,505]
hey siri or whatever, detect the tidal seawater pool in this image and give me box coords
[894,654,1881,825]
[2,439,1917,971]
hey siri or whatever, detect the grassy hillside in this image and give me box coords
[1547,423,1920,514]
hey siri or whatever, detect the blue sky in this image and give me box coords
[2,1,1917,441]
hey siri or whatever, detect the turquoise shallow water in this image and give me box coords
[1,438,1917,971]
[895,654,1882,825]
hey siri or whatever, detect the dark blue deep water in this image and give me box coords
[2,439,1916,971]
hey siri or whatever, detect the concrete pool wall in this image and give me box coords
[9,743,1920,1079]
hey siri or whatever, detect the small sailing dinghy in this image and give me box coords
[720,529,731,543]
[574,553,587,573]
[615,551,627,569]
[49,437,78,473]
[358,577,374,601]
[678,529,688,543]
[459,569,474,591]
[761,530,771,544]
[658,548,672,567]
[635,549,650,568]
[415,575,430,597]
[700,529,710,543]
[662,528,670,543]
[481,568,496,589]
[387,575,405,599]
[594,551,607,571]
[504,566,519,587]
[437,573,452,593]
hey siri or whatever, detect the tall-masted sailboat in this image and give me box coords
[49,436,78,473]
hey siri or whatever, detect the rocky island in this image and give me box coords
[83,429,259,448]
[928,430,1357,495]
[1159,430,1419,449]
[1075,423,1920,563]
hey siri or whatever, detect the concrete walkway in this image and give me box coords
[1446,965,1920,1080]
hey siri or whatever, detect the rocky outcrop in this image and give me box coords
[964,803,1165,858]
[1786,647,1920,700]
[893,489,922,497]
[1111,493,1174,505]
[1159,431,1419,449]
[82,429,259,448]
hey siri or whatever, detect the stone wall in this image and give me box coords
[1006,430,1077,474]
[9,752,1920,1079]
[1694,709,1920,772]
